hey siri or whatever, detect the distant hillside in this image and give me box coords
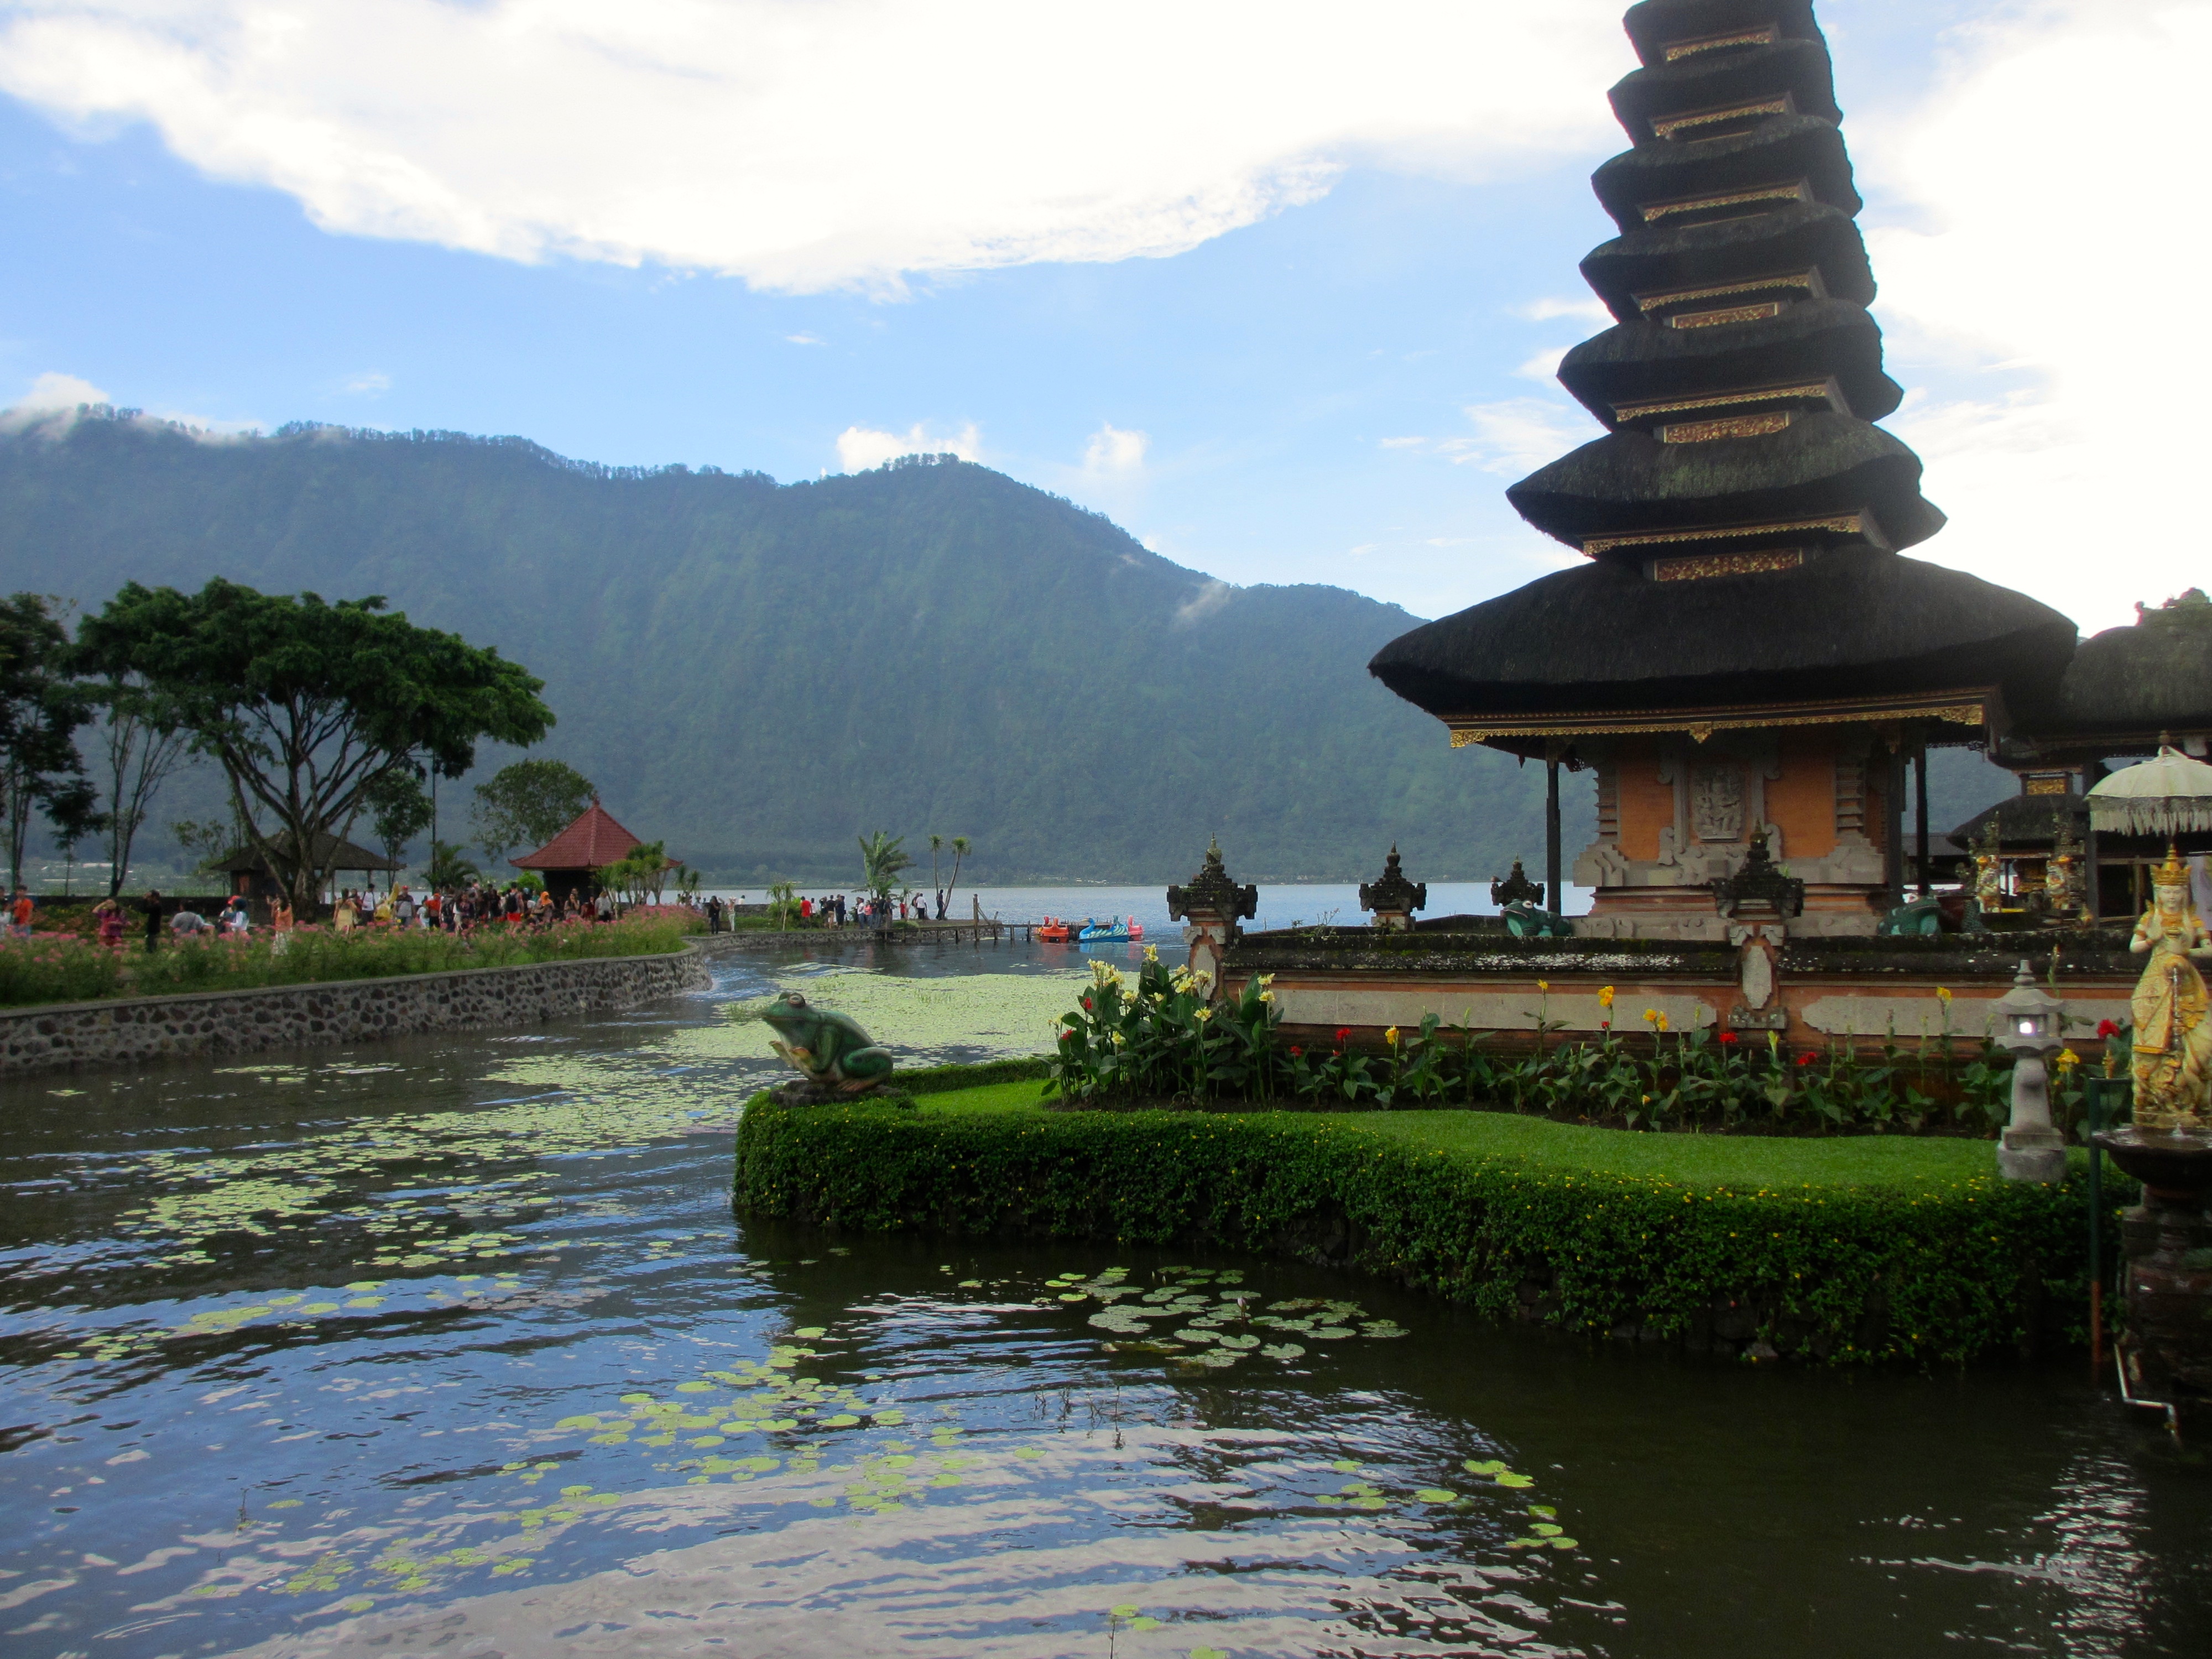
[1,409,1596,885]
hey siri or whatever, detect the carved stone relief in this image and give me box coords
[1691,762,1745,841]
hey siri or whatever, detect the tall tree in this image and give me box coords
[472,758,596,864]
[77,580,552,916]
[77,669,192,896]
[362,765,435,872]
[943,834,972,912]
[0,592,96,889]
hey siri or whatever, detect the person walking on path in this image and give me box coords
[271,898,294,954]
[141,889,164,952]
[9,886,33,938]
[95,898,124,949]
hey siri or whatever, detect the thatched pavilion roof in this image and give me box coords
[1368,549,2078,725]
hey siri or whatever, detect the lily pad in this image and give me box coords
[1258,1343,1305,1361]
[1413,1488,1458,1503]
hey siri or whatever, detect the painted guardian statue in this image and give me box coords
[760,990,895,1094]
[2130,847,2212,1129]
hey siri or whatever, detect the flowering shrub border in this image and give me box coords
[733,1091,2099,1366]
[0,915,702,1009]
[1046,963,2106,1139]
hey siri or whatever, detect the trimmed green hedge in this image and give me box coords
[734,1092,2099,1367]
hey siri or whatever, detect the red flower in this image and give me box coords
[2096,1019,2120,1039]
[1718,1031,1739,1045]
[1795,1052,1815,1067]
[1081,997,1092,1010]
[1288,1045,1304,1057]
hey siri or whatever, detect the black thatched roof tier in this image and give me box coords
[1593,115,1857,233]
[1609,38,1840,140]
[1580,203,1872,323]
[1505,411,1943,552]
[2017,599,2212,747]
[1557,299,1901,426]
[1366,549,2075,723]
[1624,0,1824,65]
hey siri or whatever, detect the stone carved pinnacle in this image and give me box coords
[1489,859,1545,909]
[1359,846,1427,916]
[1711,831,1806,920]
[1167,841,1258,922]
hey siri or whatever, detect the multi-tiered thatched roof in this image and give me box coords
[1370,0,2075,752]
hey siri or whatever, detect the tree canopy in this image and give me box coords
[76,579,551,912]
[0,592,97,889]
[472,757,596,863]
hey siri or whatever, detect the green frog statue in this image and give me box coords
[759,990,896,1095]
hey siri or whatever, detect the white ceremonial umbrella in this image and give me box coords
[2087,744,2212,836]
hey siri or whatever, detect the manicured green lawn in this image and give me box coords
[907,1082,2057,1192]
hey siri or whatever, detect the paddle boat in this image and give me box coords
[1036,917,1072,942]
[1078,916,1145,945]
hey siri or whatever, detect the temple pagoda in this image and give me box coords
[1370,0,2076,939]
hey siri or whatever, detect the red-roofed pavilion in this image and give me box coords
[512,800,645,905]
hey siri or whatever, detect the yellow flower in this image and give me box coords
[1642,1008,1660,1025]
[1193,1006,1213,1024]
[1258,972,1276,987]
[1142,943,1159,963]
[1537,979,1550,992]
[2056,1047,2079,1072]
[1385,1025,1401,1047]
[1258,989,1275,1004]
[1598,985,1615,1008]
[1937,986,1953,1004]
[1655,1013,1670,1034]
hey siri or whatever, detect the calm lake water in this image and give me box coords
[2,938,2206,1658]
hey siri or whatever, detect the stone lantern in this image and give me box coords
[1166,839,1256,1000]
[1358,847,1427,932]
[1994,961,2068,1183]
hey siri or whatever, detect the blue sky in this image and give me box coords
[1,0,2198,632]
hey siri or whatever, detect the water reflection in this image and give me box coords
[0,946,2205,1657]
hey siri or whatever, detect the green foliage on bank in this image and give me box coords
[734,1087,2095,1366]
[0,914,701,1008]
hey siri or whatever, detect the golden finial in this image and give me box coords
[2155,842,2189,888]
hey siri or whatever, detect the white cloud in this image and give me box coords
[784,333,824,346]
[1173,578,1235,625]
[1082,422,1149,476]
[8,369,108,411]
[1515,295,1611,324]
[1513,346,1568,382]
[1378,435,1426,450]
[343,371,390,394]
[834,421,981,472]
[0,1,1626,294]
[1854,0,2212,633]
[1436,398,1596,476]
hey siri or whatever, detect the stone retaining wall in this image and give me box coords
[0,947,712,1078]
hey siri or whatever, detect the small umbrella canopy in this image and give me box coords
[2087,744,2212,835]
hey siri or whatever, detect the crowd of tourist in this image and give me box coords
[66,879,627,953]
[693,889,954,932]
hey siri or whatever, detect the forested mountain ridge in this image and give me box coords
[4,409,1575,881]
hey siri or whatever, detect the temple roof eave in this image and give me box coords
[1504,413,1944,551]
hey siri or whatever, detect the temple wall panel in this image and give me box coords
[1765,737,1838,858]
[1613,738,1673,862]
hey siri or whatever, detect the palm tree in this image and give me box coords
[857,830,914,913]
[929,832,944,899]
[945,835,971,914]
